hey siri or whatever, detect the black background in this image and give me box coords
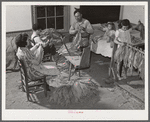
[80,6,120,24]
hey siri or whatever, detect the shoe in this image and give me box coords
[103,78,114,84]
[117,74,123,81]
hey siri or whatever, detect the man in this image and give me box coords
[69,8,94,51]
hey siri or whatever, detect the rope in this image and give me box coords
[126,44,145,55]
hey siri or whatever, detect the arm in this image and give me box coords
[69,23,78,35]
[30,43,41,52]
[34,36,49,47]
[102,27,108,32]
[85,20,94,34]
[114,30,123,45]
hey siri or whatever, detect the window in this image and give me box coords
[32,6,70,31]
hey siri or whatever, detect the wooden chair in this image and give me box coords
[42,53,53,62]
[18,59,48,101]
[65,46,91,81]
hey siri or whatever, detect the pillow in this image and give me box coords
[113,22,119,30]
[92,23,101,30]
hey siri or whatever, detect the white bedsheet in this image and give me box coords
[91,40,113,58]
[90,29,113,58]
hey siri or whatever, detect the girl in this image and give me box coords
[93,22,116,44]
[114,19,132,80]
[31,23,56,61]
[91,22,116,57]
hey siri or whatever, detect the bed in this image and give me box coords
[90,22,142,58]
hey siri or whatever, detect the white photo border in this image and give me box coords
[2,1,148,120]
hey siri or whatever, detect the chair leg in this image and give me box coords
[26,85,30,101]
[43,76,47,97]
[78,70,81,77]
[20,76,25,92]
[68,62,72,81]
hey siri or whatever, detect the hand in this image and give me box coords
[74,29,79,34]
[79,26,86,31]
[123,42,127,46]
[35,43,40,48]
[94,36,101,41]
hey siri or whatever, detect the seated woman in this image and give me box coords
[16,33,60,81]
[30,23,56,61]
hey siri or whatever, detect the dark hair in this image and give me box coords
[22,33,28,42]
[32,23,41,31]
[107,22,116,31]
[74,8,82,15]
[15,33,28,48]
[118,19,132,29]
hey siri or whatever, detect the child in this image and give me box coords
[91,22,116,57]
[114,19,132,80]
[93,22,116,44]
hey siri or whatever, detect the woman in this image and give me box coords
[16,33,60,81]
[31,23,56,61]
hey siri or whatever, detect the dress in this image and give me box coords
[114,28,132,63]
[114,29,132,77]
[16,46,59,81]
[91,28,115,57]
[115,29,132,44]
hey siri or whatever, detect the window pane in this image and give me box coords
[37,6,45,18]
[56,6,64,16]
[37,19,46,30]
[56,17,63,29]
[47,18,55,28]
[47,6,55,17]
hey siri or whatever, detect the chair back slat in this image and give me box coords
[18,59,28,79]
[79,46,91,69]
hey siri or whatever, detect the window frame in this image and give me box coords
[31,5,70,32]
